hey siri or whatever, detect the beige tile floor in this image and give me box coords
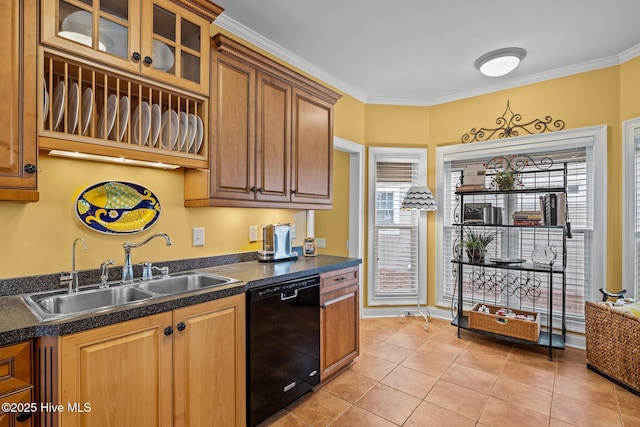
[259,316,640,427]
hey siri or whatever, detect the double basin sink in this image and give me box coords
[23,272,241,322]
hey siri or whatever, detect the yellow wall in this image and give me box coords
[315,150,350,256]
[0,156,307,278]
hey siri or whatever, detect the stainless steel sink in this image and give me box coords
[22,271,241,322]
[136,272,240,295]
[24,285,154,321]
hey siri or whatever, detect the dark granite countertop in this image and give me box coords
[0,255,361,346]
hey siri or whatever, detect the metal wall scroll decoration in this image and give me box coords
[461,101,565,143]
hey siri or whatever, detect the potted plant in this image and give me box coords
[464,228,495,262]
[493,170,519,190]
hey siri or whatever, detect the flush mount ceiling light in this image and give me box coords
[474,47,527,77]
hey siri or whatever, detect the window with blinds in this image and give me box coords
[635,133,640,297]
[441,148,593,321]
[368,148,427,305]
[623,119,640,299]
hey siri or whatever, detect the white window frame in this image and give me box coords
[367,147,428,306]
[623,117,640,299]
[436,125,607,332]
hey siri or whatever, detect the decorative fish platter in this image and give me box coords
[75,181,161,234]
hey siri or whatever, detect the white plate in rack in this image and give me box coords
[132,101,151,145]
[80,87,93,136]
[186,114,197,152]
[160,110,179,149]
[97,94,117,139]
[178,111,188,150]
[150,104,162,147]
[115,95,130,141]
[194,115,204,154]
[43,79,49,125]
[52,80,65,131]
[67,82,80,134]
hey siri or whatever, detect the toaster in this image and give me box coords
[257,224,299,262]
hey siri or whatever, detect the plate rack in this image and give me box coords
[40,52,208,167]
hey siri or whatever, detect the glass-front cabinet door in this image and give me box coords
[41,0,140,75]
[41,0,210,95]
[140,1,210,94]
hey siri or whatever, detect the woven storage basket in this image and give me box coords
[468,303,540,342]
[585,301,640,395]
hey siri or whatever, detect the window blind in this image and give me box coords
[373,158,420,299]
[635,133,640,297]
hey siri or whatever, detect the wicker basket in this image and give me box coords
[468,303,540,342]
[585,301,640,395]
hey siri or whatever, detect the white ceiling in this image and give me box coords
[212,0,640,106]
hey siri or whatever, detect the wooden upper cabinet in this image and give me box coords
[184,34,341,209]
[291,88,333,205]
[40,0,222,95]
[0,0,38,202]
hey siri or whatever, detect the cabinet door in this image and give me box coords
[41,0,141,75]
[210,54,256,201]
[173,294,246,427]
[0,0,38,201]
[291,88,333,205]
[320,283,359,380]
[141,0,210,95]
[59,312,173,427]
[256,72,291,202]
[0,389,33,427]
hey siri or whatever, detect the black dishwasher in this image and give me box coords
[247,275,320,426]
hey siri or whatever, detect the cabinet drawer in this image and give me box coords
[320,266,358,294]
[0,388,34,427]
[0,341,32,395]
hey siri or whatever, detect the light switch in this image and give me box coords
[291,224,296,239]
[193,227,205,246]
[249,225,258,242]
[316,238,326,248]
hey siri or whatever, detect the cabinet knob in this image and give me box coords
[250,187,257,193]
[257,187,263,194]
[16,411,32,422]
[291,189,297,195]
[144,56,153,65]
[164,326,173,336]
[24,164,37,174]
[132,52,141,61]
[177,322,186,332]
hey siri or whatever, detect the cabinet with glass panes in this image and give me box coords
[38,0,223,168]
[451,154,569,360]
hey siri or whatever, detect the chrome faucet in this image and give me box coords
[61,238,87,293]
[121,233,172,283]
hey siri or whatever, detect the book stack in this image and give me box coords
[457,164,486,192]
[539,193,567,226]
[512,211,543,226]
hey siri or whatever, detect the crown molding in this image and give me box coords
[214,15,367,102]
[215,14,640,107]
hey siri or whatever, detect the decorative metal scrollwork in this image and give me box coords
[461,101,565,143]
[484,154,554,173]
[467,269,542,302]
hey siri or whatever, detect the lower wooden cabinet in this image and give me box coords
[320,267,359,380]
[0,341,34,427]
[37,294,245,427]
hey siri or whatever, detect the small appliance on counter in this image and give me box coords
[257,224,299,262]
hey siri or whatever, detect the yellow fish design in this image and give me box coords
[82,182,156,210]
[85,208,159,233]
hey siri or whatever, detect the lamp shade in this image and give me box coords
[401,186,437,211]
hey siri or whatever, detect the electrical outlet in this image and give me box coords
[316,238,326,248]
[192,227,205,246]
[290,224,296,239]
[249,225,258,242]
